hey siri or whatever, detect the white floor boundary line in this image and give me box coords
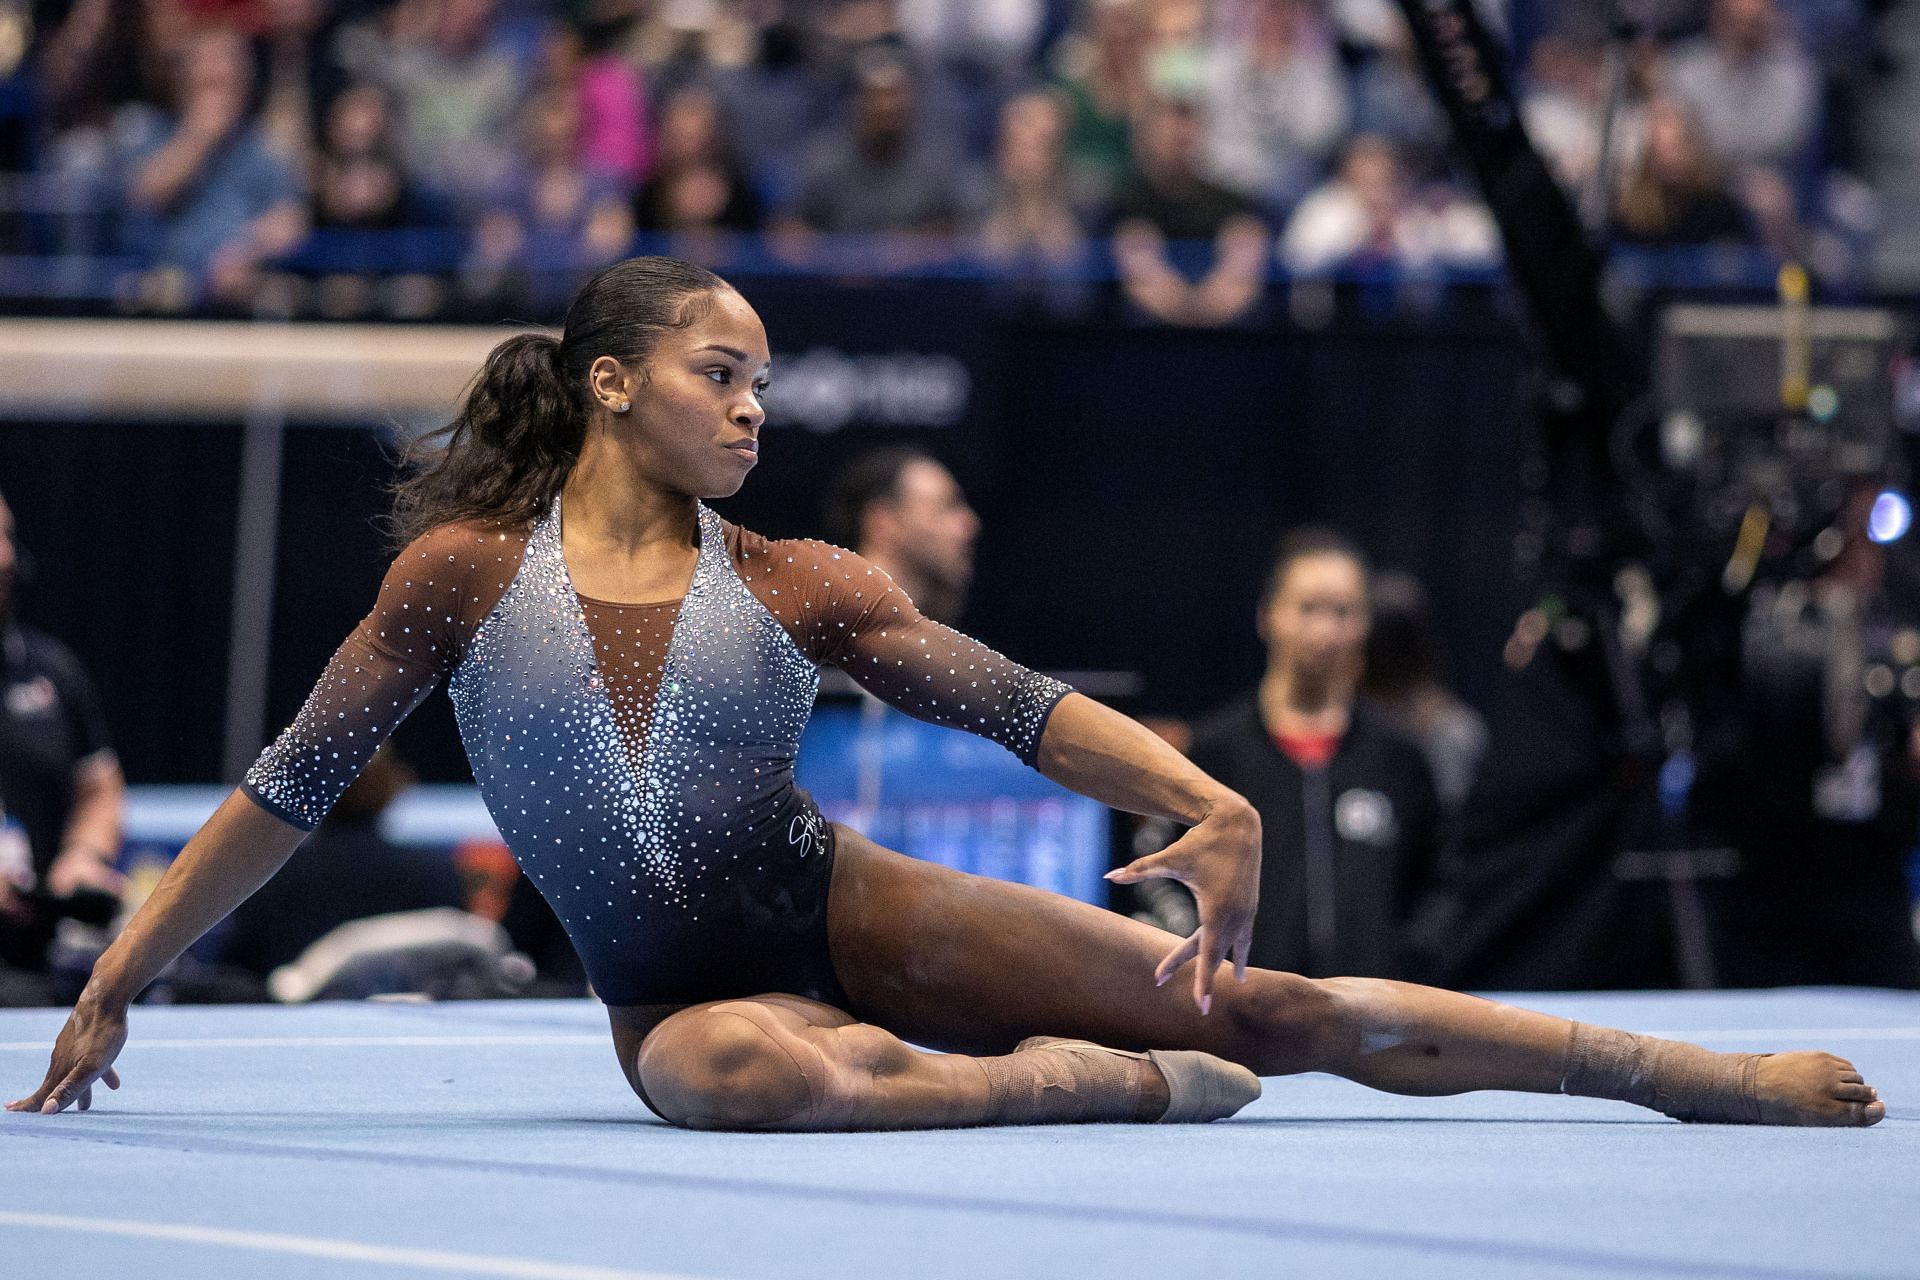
[0,1210,709,1280]
[0,1034,606,1051]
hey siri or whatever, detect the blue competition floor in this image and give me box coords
[1,988,1915,1280]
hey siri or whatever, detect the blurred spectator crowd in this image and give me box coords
[0,0,1894,320]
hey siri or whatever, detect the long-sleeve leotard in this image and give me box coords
[242,503,1070,1004]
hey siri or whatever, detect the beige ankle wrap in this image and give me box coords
[981,1038,1155,1124]
[1558,1022,1764,1123]
[981,1036,1261,1125]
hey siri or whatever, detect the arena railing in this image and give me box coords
[0,224,1810,320]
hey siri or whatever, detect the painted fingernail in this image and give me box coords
[1200,994,1212,1016]
[1155,973,1170,987]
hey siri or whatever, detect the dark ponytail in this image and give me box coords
[388,256,729,546]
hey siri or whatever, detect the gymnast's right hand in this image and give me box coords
[5,791,310,1116]
[6,994,126,1115]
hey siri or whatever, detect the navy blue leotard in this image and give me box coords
[243,501,1071,1005]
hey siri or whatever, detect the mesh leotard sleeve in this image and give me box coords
[241,522,525,830]
[735,536,1073,766]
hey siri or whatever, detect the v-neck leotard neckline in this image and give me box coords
[573,592,683,610]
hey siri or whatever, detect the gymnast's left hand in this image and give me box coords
[5,993,125,1115]
[1103,795,1260,1015]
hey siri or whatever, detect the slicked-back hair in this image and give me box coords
[388,256,728,546]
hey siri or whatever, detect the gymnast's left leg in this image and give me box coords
[823,826,1885,1128]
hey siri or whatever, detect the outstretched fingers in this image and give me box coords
[40,1066,93,1115]
[1110,833,1258,1013]
[8,1002,129,1116]
[5,1065,60,1113]
[1152,926,1251,1015]
[1153,933,1201,989]
[1102,854,1160,890]
[10,1060,118,1116]
[1189,926,1222,1015]
[74,1067,122,1113]
[1114,852,1195,991]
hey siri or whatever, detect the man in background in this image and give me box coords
[121,27,308,307]
[1107,95,1269,327]
[0,489,125,1004]
[775,47,973,268]
[825,446,981,624]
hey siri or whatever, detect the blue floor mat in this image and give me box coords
[2,989,1914,1279]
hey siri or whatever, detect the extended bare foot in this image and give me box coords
[1561,1023,1887,1126]
[1750,1052,1885,1127]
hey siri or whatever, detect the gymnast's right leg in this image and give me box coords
[622,993,1257,1131]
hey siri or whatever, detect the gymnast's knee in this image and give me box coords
[633,1005,815,1130]
[1220,971,1353,1073]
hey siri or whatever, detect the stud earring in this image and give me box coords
[616,401,631,413]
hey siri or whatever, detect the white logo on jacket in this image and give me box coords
[1335,789,1398,846]
[4,676,56,719]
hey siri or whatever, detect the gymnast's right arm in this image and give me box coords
[5,793,310,1114]
[7,528,487,1115]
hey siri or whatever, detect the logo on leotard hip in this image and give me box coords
[788,809,826,859]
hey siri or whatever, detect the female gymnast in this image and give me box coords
[10,257,1885,1130]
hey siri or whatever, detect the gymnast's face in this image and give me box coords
[598,287,771,499]
[1262,552,1370,681]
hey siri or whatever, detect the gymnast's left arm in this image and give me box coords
[1032,693,1261,1013]
[805,549,1259,1011]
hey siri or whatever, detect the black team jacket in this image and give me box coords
[1187,695,1440,980]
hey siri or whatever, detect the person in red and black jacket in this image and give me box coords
[0,489,126,1000]
[1188,529,1439,981]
